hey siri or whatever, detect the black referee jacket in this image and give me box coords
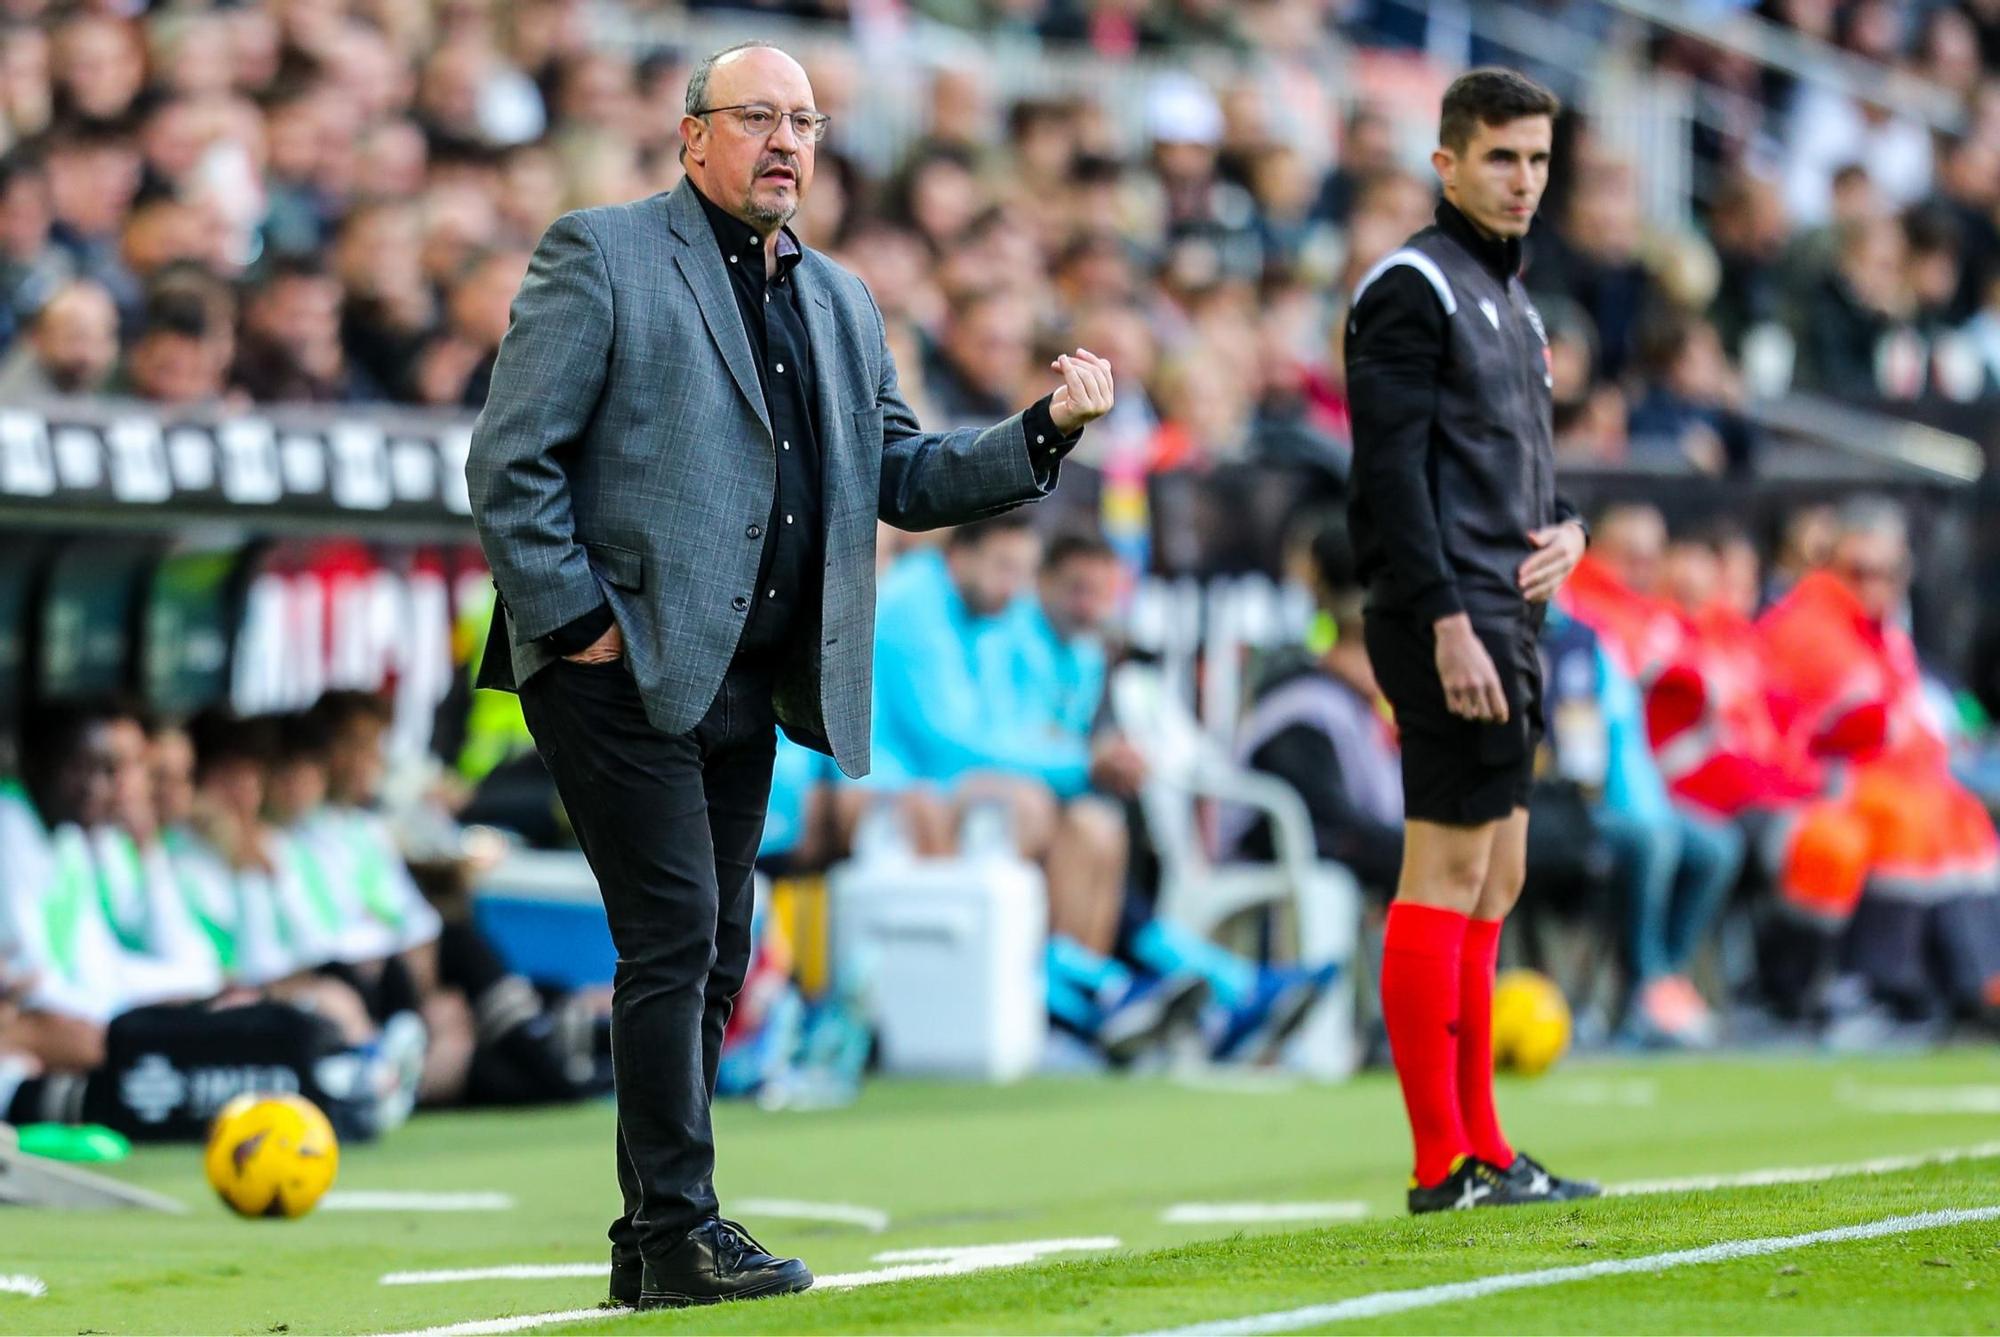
[1345,202,1580,628]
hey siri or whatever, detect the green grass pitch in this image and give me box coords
[5,1050,2000,1334]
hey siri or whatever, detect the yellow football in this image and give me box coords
[204,1093,340,1218]
[1491,969,1572,1076]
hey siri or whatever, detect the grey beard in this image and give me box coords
[745,196,796,228]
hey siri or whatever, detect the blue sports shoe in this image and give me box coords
[1211,962,1340,1064]
[1095,972,1209,1065]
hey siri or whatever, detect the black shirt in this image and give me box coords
[694,182,825,667]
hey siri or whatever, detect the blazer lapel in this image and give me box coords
[664,182,772,438]
[793,262,847,487]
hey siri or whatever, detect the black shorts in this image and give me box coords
[1363,611,1544,827]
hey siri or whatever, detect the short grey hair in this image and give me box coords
[1835,494,1909,545]
[685,40,782,117]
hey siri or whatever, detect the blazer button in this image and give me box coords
[746,524,762,539]
[731,595,749,611]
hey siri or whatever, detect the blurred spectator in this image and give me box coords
[924,287,1037,426]
[1144,71,1258,280]
[1794,212,1910,395]
[334,202,434,398]
[120,196,212,286]
[1145,344,1252,471]
[1767,501,1837,607]
[1313,103,1398,228]
[1777,162,1879,316]
[1539,605,1744,1047]
[0,24,54,145]
[868,520,1210,1063]
[1703,170,1790,357]
[1626,312,1758,475]
[234,255,381,403]
[1249,274,1347,474]
[416,245,529,408]
[1781,81,1932,227]
[119,284,227,405]
[1224,524,1404,895]
[1247,144,1327,275]
[1065,299,1158,466]
[261,84,338,258]
[988,527,1336,1061]
[1926,134,2000,321]
[873,518,1102,804]
[888,142,981,257]
[916,58,992,159]
[1534,154,1656,381]
[0,275,116,398]
[43,121,142,318]
[1760,499,2000,1019]
[0,147,70,349]
[51,14,145,127]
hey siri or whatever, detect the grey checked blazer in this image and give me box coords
[466,179,1058,778]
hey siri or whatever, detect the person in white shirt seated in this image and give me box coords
[274,693,604,1108]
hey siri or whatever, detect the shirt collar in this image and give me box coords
[692,179,803,278]
[1436,200,1522,282]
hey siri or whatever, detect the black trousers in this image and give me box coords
[519,656,777,1261]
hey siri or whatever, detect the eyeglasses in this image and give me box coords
[696,104,831,145]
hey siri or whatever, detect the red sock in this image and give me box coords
[1380,901,1472,1187]
[1457,916,1515,1168]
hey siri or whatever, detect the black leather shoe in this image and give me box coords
[608,1248,641,1308]
[636,1218,814,1309]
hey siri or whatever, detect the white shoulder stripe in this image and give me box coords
[1350,247,1457,316]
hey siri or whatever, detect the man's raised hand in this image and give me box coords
[1048,348,1114,434]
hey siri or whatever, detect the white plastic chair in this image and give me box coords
[1109,661,1362,1077]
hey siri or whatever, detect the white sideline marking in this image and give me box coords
[382,1264,606,1287]
[369,1307,615,1337]
[373,1237,1121,1313]
[1607,1140,2000,1196]
[1546,1078,1658,1108]
[1837,1083,2000,1115]
[0,1275,46,1300]
[1163,1203,1369,1225]
[326,1191,515,1212]
[818,1237,1119,1290]
[1146,1205,2000,1335]
[368,1142,2000,1331]
[736,1197,891,1232]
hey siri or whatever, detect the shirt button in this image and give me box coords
[746,524,761,539]
[1036,435,1045,444]
[775,363,785,373]
[728,255,737,264]
[785,514,794,524]
[782,440,791,450]
[767,588,777,599]
[731,595,749,611]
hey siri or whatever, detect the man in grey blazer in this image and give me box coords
[465,41,1113,1310]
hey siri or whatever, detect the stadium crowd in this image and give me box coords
[11,1,2000,462]
[7,0,2000,1139]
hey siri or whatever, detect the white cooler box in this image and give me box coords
[830,851,1047,1082]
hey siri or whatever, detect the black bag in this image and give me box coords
[86,1002,378,1143]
